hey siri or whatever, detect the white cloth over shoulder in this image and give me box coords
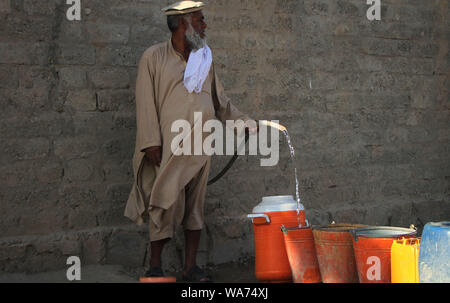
[183,45,212,93]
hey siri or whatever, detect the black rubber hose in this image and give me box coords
[207,124,253,186]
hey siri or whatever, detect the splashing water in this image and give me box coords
[282,129,303,227]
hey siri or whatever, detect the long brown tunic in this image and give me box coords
[124,40,249,227]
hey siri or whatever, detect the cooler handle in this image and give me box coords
[247,214,270,224]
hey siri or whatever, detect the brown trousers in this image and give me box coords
[148,159,211,241]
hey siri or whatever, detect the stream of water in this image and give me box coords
[282,129,303,227]
[258,120,304,227]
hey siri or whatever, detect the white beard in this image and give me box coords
[185,22,206,51]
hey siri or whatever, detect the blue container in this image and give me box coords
[419,222,450,283]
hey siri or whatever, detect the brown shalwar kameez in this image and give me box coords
[124,40,249,241]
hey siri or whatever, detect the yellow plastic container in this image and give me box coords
[391,238,420,283]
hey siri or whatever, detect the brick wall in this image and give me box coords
[0,0,449,273]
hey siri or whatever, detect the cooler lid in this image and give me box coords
[252,195,304,213]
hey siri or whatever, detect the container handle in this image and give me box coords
[247,214,270,224]
[349,229,358,242]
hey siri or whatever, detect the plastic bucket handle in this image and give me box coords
[247,214,271,224]
[281,223,310,235]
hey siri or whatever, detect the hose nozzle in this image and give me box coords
[258,120,287,132]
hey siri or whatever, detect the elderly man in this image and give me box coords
[124,1,253,282]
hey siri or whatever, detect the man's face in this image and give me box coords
[189,11,207,38]
[184,10,207,50]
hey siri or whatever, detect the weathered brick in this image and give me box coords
[81,231,106,264]
[0,0,11,13]
[105,230,146,267]
[1,15,54,41]
[130,24,168,45]
[102,139,134,159]
[96,89,133,113]
[101,160,132,183]
[270,14,293,32]
[85,22,130,44]
[54,136,98,160]
[58,184,99,210]
[71,112,115,135]
[58,20,86,43]
[89,68,130,89]
[23,0,58,16]
[65,89,96,112]
[106,183,131,204]
[96,45,135,66]
[0,65,18,88]
[13,112,73,138]
[65,158,95,182]
[304,0,329,16]
[208,32,240,50]
[0,161,36,187]
[58,67,87,88]
[36,161,63,184]
[68,208,98,230]
[214,49,258,71]
[112,112,135,131]
[3,137,50,162]
[0,42,48,64]
[109,2,162,22]
[335,0,364,18]
[56,44,96,65]
[17,66,53,90]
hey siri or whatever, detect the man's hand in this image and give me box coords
[144,146,162,166]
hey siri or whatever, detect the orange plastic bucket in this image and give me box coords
[350,226,417,283]
[282,225,321,283]
[312,223,367,283]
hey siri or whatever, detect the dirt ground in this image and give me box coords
[0,261,259,283]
